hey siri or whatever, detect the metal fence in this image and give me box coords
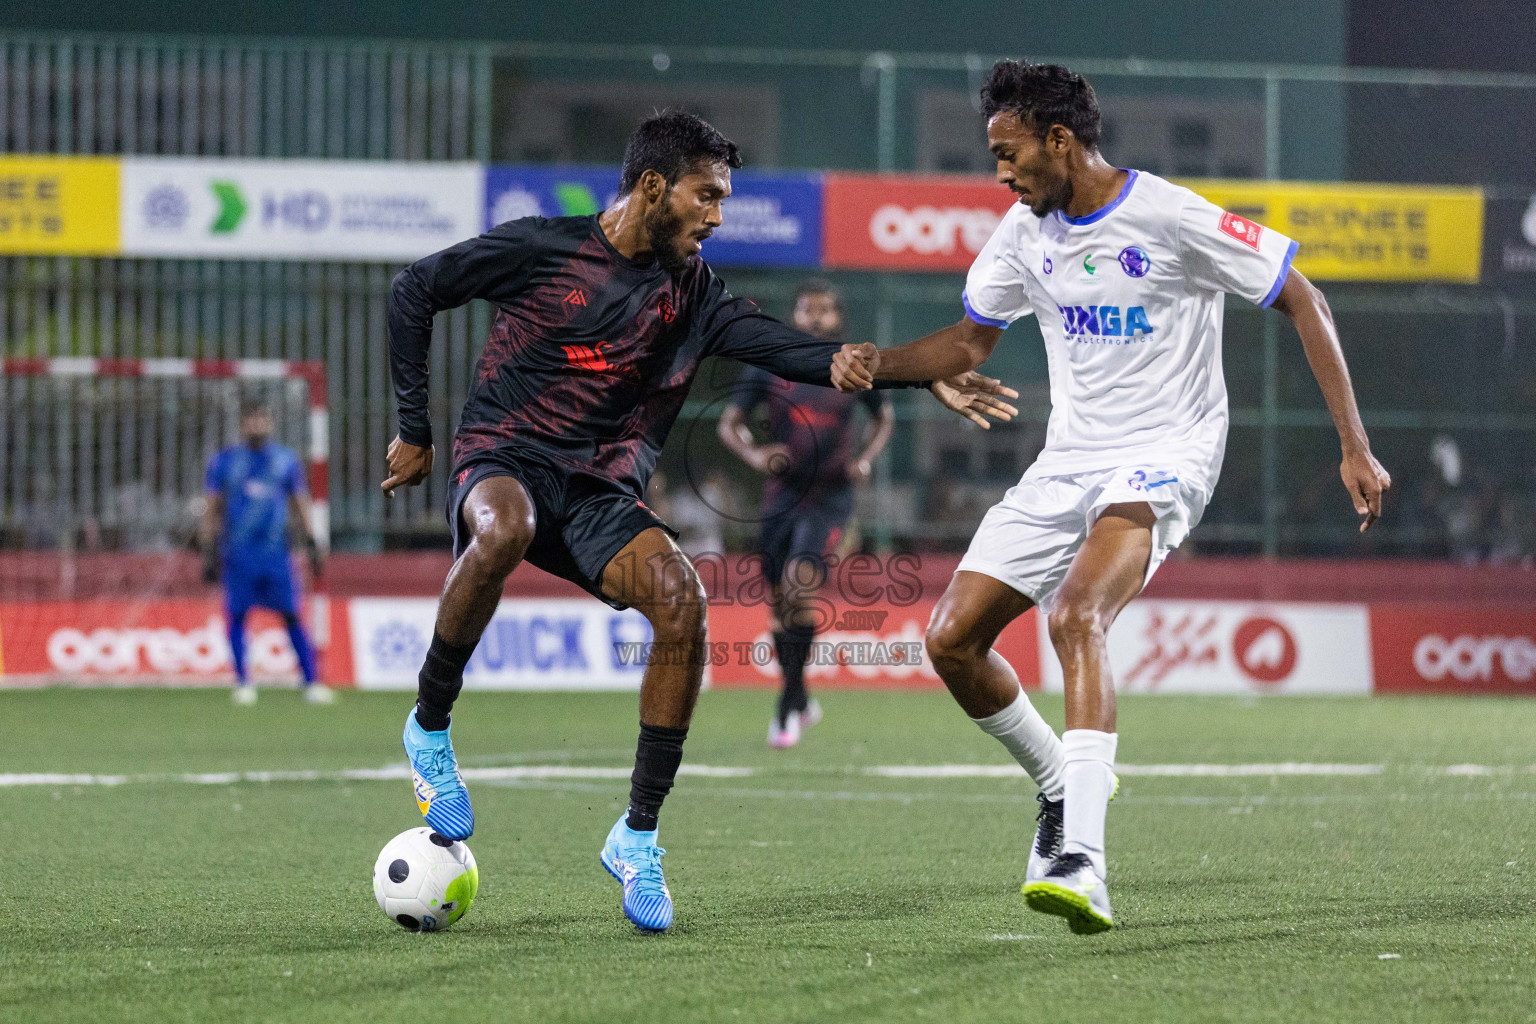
[3,32,1535,557]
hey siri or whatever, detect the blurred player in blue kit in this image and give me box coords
[200,399,331,705]
[719,279,895,747]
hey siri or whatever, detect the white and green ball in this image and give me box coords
[372,827,478,932]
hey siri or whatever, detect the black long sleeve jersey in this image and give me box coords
[388,214,905,499]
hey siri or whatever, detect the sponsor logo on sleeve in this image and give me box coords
[1219,211,1264,250]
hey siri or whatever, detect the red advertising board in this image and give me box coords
[705,598,1040,690]
[1370,605,1536,694]
[822,174,1015,272]
[0,599,351,685]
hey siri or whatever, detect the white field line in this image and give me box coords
[479,778,1536,809]
[3,762,1526,789]
[866,763,1387,778]
[0,764,752,788]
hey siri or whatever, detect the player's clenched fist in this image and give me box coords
[382,435,434,496]
[831,342,879,392]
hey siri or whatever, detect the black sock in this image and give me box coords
[626,722,689,832]
[414,632,478,732]
[774,625,815,726]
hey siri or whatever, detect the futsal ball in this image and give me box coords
[373,827,479,932]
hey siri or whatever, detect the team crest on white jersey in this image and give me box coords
[1118,246,1150,277]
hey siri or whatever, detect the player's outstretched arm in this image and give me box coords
[828,318,1018,429]
[1270,268,1390,531]
[829,317,1002,392]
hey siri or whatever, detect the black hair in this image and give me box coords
[619,109,742,195]
[980,61,1102,148]
[793,277,842,310]
[240,398,270,418]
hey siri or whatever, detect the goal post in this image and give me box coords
[0,357,333,685]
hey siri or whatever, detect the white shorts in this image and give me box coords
[955,462,1212,612]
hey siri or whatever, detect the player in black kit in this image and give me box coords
[382,111,1020,933]
[719,280,895,748]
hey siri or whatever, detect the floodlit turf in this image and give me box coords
[4,688,1535,1024]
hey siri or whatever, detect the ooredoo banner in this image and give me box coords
[1039,600,1374,695]
[120,158,484,261]
[0,599,347,685]
[821,174,1015,272]
[1370,605,1536,693]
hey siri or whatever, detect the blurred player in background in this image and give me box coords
[719,279,894,747]
[201,399,330,705]
[833,61,1390,934]
[381,111,1011,933]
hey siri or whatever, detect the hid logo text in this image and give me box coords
[1059,304,1154,340]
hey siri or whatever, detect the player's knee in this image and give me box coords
[470,508,535,575]
[925,614,981,675]
[1046,599,1106,651]
[646,575,708,644]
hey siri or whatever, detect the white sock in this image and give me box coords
[971,691,1065,800]
[1062,729,1118,878]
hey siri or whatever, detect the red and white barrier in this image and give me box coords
[1,554,1532,693]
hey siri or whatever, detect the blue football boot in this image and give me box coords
[599,814,674,932]
[402,708,474,840]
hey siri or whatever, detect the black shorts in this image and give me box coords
[447,447,673,610]
[756,486,855,587]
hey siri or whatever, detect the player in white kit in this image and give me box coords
[832,62,1390,933]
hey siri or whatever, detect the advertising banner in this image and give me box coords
[0,599,346,685]
[484,165,822,267]
[0,156,120,256]
[1183,179,1483,283]
[822,173,1015,272]
[1481,192,1536,292]
[120,158,484,261]
[1370,605,1536,694]
[1039,600,1374,695]
[706,600,1039,689]
[348,597,655,690]
[821,173,1483,282]
[485,165,618,225]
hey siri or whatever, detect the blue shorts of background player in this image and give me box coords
[222,555,318,686]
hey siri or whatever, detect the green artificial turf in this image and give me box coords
[2,687,1534,1023]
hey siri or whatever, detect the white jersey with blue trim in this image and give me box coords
[963,169,1298,480]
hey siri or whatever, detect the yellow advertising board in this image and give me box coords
[1179,179,1482,283]
[0,156,120,256]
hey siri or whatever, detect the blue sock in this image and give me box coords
[284,614,319,684]
[227,611,248,683]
